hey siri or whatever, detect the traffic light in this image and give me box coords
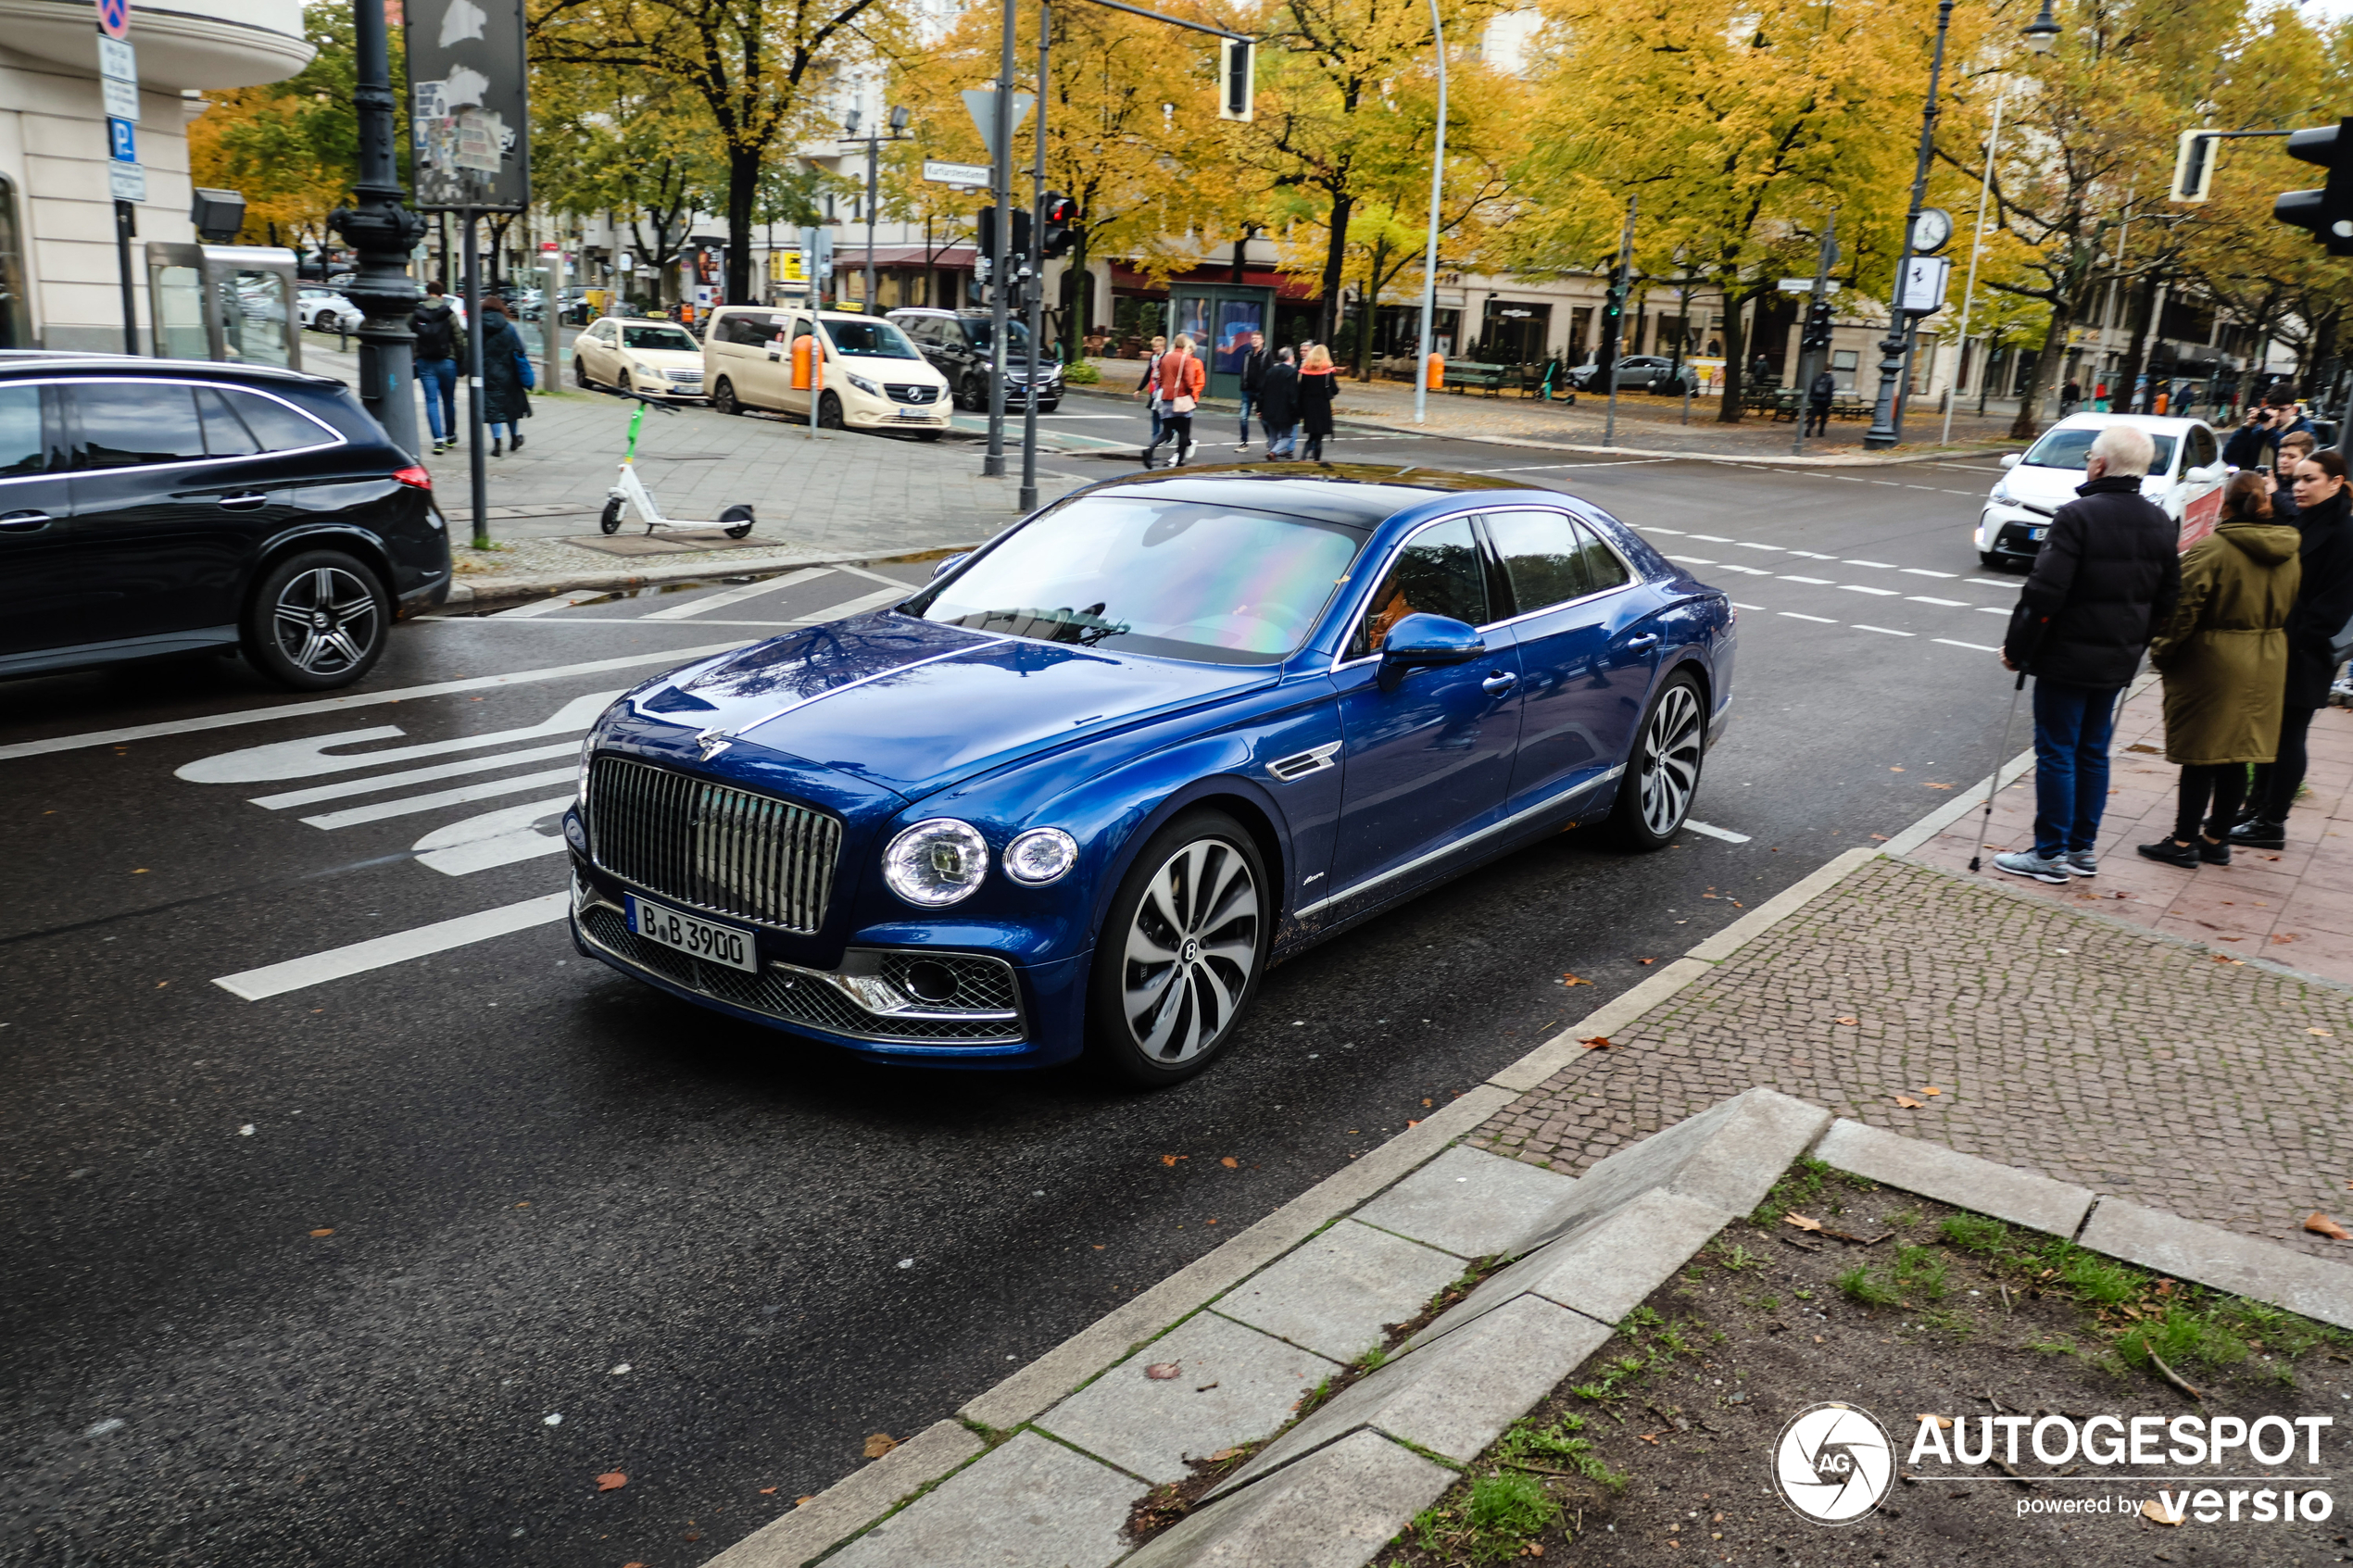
[1802,297,1834,351]
[976,204,1032,263]
[1219,37,1254,123]
[2274,117,2353,257]
[1040,194,1080,258]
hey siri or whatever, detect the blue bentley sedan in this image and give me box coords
[564,464,1733,1085]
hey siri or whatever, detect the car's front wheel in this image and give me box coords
[1088,809,1269,1087]
[818,391,845,430]
[713,378,743,416]
[243,550,389,691]
[1615,671,1705,849]
[573,358,591,389]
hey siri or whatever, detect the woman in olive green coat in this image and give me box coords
[2138,471,2302,869]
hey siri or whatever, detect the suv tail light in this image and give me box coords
[393,465,433,489]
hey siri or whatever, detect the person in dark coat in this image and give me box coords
[1237,331,1269,449]
[476,296,532,455]
[1804,369,1834,436]
[1257,347,1301,459]
[1297,344,1339,460]
[2233,449,2353,847]
[410,282,462,456]
[2139,471,2301,868]
[2221,404,2277,470]
[1995,423,2183,883]
[1748,350,1773,390]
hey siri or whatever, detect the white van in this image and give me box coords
[1975,412,2227,570]
[701,307,951,438]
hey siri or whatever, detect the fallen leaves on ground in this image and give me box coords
[2273,933,2302,945]
[596,1472,627,1492]
[1922,782,1955,790]
[2142,1500,2183,1526]
[1869,834,1890,842]
[1160,1154,1187,1167]
[1890,766,1906,772]
[1219,1157,1239,1169]
[1917,1415,1954,1429]
[1894,1095,1926,1110]
[1782,1213,1824,1233]
[1208,1447,1245,1462]
[2126,744,2163,755]
[758,1486,777,1494]
[1145,1362,1182,1380]
[1638,1432,1661,1445]
[1579,1035,1618,1050]
[796,1496,815,1506]
[1919,1085,1943,1097]
[2309,1028,2334,1037]
[1561,973,1594,986]
[1833,1016,1859,1026]
[2305,1212,2352,1241]
[862,1434,898,1459]
[308,1228,333,1237]
[1638,958,1656,966]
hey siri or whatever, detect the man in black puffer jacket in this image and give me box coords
[411,282,461,456]
[1996,423,2182,883]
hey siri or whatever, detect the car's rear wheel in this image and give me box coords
[713,378,743,416]
[243,550,389,691]
[1088,810,1268,1087]
[1615,671,1705,849]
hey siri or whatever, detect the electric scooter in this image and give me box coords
[598,387,756,539]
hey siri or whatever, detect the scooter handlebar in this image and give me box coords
[600,386,682,414]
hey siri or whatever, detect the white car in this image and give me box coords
[1975,412,2228,571]
[297,287,362,332]
[701,306,951,437]
[573,317,708,400]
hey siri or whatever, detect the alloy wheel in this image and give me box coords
[1120,838,1261,1066]
[270,565,380,676]
[1636,680,1704,837]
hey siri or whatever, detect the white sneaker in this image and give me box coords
[2065,849,2097,876]
[1993,849,2072,884]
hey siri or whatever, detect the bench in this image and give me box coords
[1444,360,1514,396]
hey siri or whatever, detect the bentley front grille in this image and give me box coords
[587,756,841,934]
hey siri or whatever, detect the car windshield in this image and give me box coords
[961,318,1036,353]
[822,319,921,358]
[911,495,1366,664]
[622,325,698,352]
[2023,426,2178,475]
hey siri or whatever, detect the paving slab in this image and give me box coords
[1408,1186,1728,1350]
[1352,1145,1578,1261]
[1214,1294,1614,1499]
[822,1431,1141,1568]
[702,1419,984,1568]
[1034,1311,1340,1485]
[1814,1118,2095,1236]
[1505,1086,1830,1254]
[1119,1429,1453,1568]
[1213,1220,1465,1362]
[2077,1198,2353,1332]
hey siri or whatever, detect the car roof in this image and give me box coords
[2045,411,2209,434]
[1072,463,1546,527]
[603,317,691,327]
[0,352,344,390]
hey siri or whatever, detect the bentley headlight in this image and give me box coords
[1004,827,1078,885]
[884,819,990,906]
[847,372,882,396]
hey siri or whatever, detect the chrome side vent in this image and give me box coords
[1266,741,1341,784]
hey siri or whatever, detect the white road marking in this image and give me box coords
[213,892,571,1001]
[1715,564,1773,576]
[1731,602,1765,610]
[1977,606,2011,615]
[1966,577,2014,587]
[1780,575,1833,584]
[1645,527,1684,534]
[299,767,577,830]
[834,563,925,592]
[492,592,610,619]
[1899,567,1957,578]
[1683,820,1752,843]
[1688,533,1733,543]
[1668,556,1717,565]
[1780,611,1837,623]
[1904,485,1942,491]
[1734,542,1783,551]
[1785,550,1839,559]
[1844,559,1898,569]
[1035,413,1131,419]
[1853,624,1915,636]
[181,690,617,784]
[1841,584,1899,596]
[1934,638,2000,653]
[783,586,914,623]
[0,645,749,765]
[248,740,584,809]
[1906,596,1969,607]
[412,796,576,876]
[639,566,830,621]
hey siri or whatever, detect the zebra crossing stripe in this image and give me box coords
[213,892,571,1001]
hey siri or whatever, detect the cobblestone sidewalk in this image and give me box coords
[1472,854,2353,1263]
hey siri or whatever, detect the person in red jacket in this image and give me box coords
[1142,334,1206,468]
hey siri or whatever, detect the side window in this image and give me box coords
[194,386,259,457]
[217,388,333,452]
[69,382,208,469]
[0,383,47,477]
[2187,426,2217,471]
[1573,518,1632,593]
[1351,517,1489,657]
[1484,509,1592,616]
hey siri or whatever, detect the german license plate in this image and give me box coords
[2030,527,2048,541]
[627,893,756,972]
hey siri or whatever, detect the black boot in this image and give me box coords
[510,431,524,452]
[2228,817,2286,850]
[491,437,503,457]
[2136,837,2200,868]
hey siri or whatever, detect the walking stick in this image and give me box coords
[1968,670,2030,872]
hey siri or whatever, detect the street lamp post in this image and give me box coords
[332,0,427,456]
[842,106,912,314]
[1413,0,1447,426]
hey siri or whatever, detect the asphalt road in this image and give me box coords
[1,437,2030,1567]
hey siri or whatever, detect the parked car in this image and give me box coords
[296,288,362,332]
[564,464,1734,1083]
[1975,412,2227,571]
[1567,355,1695,395]
[573,317,707,400]
[0,353,450,688]
[887,307,1063,412]
[701,306,950,436]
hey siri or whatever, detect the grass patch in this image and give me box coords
[1498,1411,1629,1490]
[1410,1473,1562,1563]
[1837,1263,1901,1307]
[1893,1245,1951,1303]
[1939,1212,2009,1254]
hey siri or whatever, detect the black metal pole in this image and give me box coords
[986,0,1016,478]
[1020,0,1048,511]
[465,209,488,548]
[114,200,138,354]
[1864,0,1952,451]
[333,0,425,456]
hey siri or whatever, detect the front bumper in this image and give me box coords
[568,862,1087,1068]
[1976,504,2053,559]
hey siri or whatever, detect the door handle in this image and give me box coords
[219,492,268,511]
[0,509,52,532]
[1624,633,1661,652]
[1480,671,1519,695]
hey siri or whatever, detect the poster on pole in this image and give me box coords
[1897,256,1951,315]
[406,0,530,211]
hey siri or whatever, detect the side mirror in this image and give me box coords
[1998,452,2022,470]
[930,551,971,580]
[1378,613,1484,689]
[2185,464,2223,484]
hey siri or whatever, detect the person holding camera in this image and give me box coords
[2223,403,2279,470]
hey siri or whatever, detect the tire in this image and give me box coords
[1088,809,1270,1088]
[720,504,755,540]
[619,370,634,395]
[817,391,844,430]
[573,358,591,389]
[600,497,625,535]
[242,550,390,692]
[1613,671,1706,850]
[912,430,943,442]
[1979,551,2008,571]
[713,378,743,417]
[1038,399,1061,414]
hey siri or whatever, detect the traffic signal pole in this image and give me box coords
[986,0,1016,479]
[1792,217,1838,458]
[1602,195,1635,450]
[1020,0,1049,512]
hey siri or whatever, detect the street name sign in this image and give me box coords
[1777,278,1842,294]
[924,160,992,189]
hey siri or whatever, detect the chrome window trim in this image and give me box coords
[1294,763,1624,918]
[30,375,348,474]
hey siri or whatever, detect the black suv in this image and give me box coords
[887,307,1063,412]
[0,354,450,690]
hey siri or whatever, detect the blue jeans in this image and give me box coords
[417,357,457,441]
[2031,680,2121,859]
[1239,389,1256,443]
[1266,423,1297,458]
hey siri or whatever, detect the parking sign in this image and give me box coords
[107,117,136,164]
[95,0,129,41]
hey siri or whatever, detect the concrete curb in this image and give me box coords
[436,542,988,610]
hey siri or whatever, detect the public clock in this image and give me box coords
[1909,207,1955,256]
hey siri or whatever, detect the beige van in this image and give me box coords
[701,306,951,438]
